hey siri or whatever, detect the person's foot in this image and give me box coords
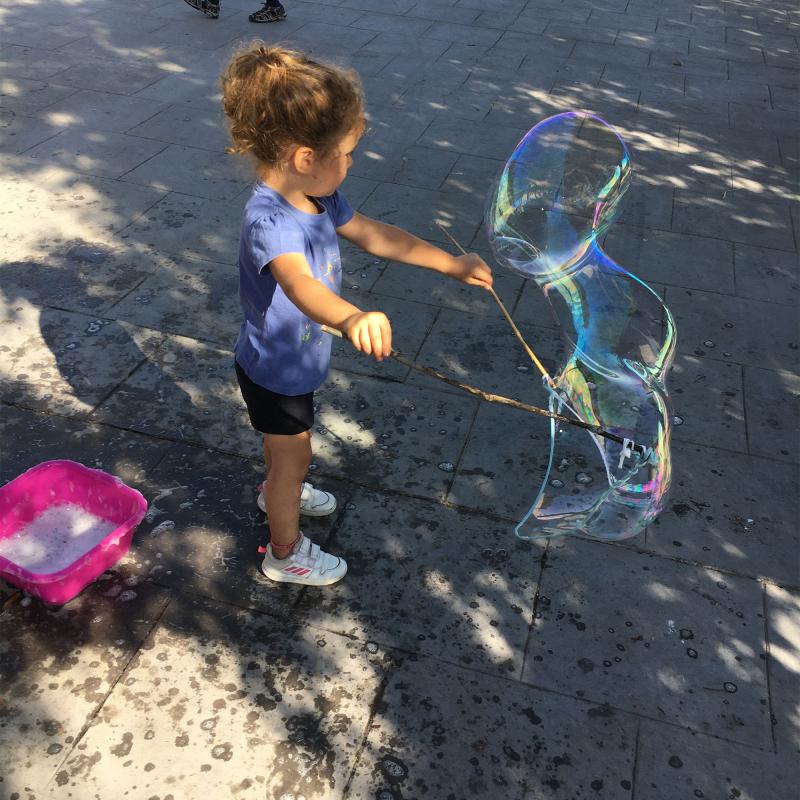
[182,0,220,18]
[261,533,347,585]
[257,481,337,517]
[249,3,287,22]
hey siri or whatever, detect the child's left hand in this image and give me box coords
[447,253,493,289]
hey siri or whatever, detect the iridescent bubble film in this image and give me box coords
[486,111,676,541]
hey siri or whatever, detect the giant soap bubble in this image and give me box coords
[486,111,676,541]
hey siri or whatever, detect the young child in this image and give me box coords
[221,44,492,586]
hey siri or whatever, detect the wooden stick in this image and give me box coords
[321,324,626,446]
[435,223,555,387]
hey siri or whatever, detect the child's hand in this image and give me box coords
[448,253,493,289]
[341,311,392,361]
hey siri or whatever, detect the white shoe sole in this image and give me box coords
[256,489,337,517]
[260,560,347,586]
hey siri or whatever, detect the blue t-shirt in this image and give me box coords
[234,182,354,395]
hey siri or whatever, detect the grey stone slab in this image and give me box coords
[686,75,771,108]
[638,92,731,130]
[593,8,658,32]
[734,243,800,306]
[0,108,61,155]
[644,441,799,586]
[340,0,416,12]
[772,86,800,114]
[410,308,566,399]
[512,278,572,329]
[120,144,250,200]
[731,103,800,136]
[649,51,729,77]
[545,22,619,45]
[126,101,231,152]
[330,290,438,381]
[313,370,478,500]
[665,287,799,372]
[672,193,795,252]
[447,401,551,522]
[669,354,747,452]
[298,489,540,673]
[616,184,675,231]
[417,115,526,160]
[778,135,799,171]
[603,228,735,294]
[678,124,781,169]
[91,333,257,457]
[54,593,385,799]
[616,30,690,54]
[572,41,650,67]
[440,151,504,196]
[0,306,163,418]
[635,721,797,800]
[118,190,245,263]
[524,538,772,746]
[363,104,438,145]
[107,256,240,346]
[371,257,522,318]
[0,580,170,795]
[423,21,503,47]
[351,11,433,36]
[34,88,168,134]
[131,71,221,104]
[405,1,480,25]
[730,62,799,89]
[767,585,800,755]
[743,366,800,464]
[53,58,167,96]
[0,77,78,114]
[358,181,484,249]
[0,404,166,488]
[346,655,637,800]
[0,21,87,50]
[0,43,81,81]
[349,31,450,59]
[383,145,462,189]
[0,242,162,316]
[601,63,686,93]
[340,173,378,209]
[24,128,168,179]
[692,40,766,63]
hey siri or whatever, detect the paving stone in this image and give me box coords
[734,243,800,306]
[126,100,231,152]
[0,77,79,114]
[669,353,746,452]
[730,102,800,136]
[52,593,386,799]
[447,401,551,522]
[108,255,240,346]
[743,366,800,464]
[766,585,800,754]
[672,193,795,252]
[496,31,577,60]
[24,128,167,179]
[340,173,378,209]
[523,538,772,746]
[0,108,62,155]
[730,61,799,88]
[370,257,522,318]
[346,655,637,800]
[0,156,168,261]
[423,20,503,47]
[53,58,167,96]
[297,488,539,674]
[616,184,674,231]
[644,440,799,586]
[544,22,619,45]
[603,228,735,294]
[313,372,474,495]
[0,580,170,795]
[0,404,165,487]
[635,721,797,800]
[118,190,245,263]
[665,287,799,372]
[92,333,256,457]
[649,51,728,77]
[0,43,82,82]
[405,1,481,25]
[417,114,526,161]
[410,307,566,399]
[0,304,163,418]
[120,144,251,200]
[572,41,650,67]
[0,21,87,51]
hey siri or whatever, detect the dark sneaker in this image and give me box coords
[182,0,220,18]
[249,3,287,22]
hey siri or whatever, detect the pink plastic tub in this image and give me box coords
[0,460,147,605]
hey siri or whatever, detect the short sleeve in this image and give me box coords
[318,190,354,229]
[247,212,307,274]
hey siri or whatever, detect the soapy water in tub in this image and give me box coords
[0,503,117,574]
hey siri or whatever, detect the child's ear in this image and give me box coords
[289,145,316,175]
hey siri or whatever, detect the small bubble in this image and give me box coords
[680,629,694,640]
[549,479,565,488]
[575,472,593,484]
[308,463,318,471]
[346,502,356,510]
[516,365,529,372]
[673,415,684,425]
[703,340,715,348]
[438,429,447,435]
[365,641,379,654]
[723,682,738,694]
[687,648,698,659]
[723,322,734,329]
[437,462,454,472]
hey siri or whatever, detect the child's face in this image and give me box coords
[313,126,363,195]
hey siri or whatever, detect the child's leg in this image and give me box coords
[263,430,311,558]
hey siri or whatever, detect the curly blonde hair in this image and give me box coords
[221,43,364,166]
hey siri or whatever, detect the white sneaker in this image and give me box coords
[257,481,337,517]
[260,533,347,585]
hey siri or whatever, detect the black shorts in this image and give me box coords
[234,361,314,435]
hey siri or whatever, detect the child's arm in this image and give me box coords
[337,213,493,288]
[270,253,391,360]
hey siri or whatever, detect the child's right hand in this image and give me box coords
[341,311,392,361]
